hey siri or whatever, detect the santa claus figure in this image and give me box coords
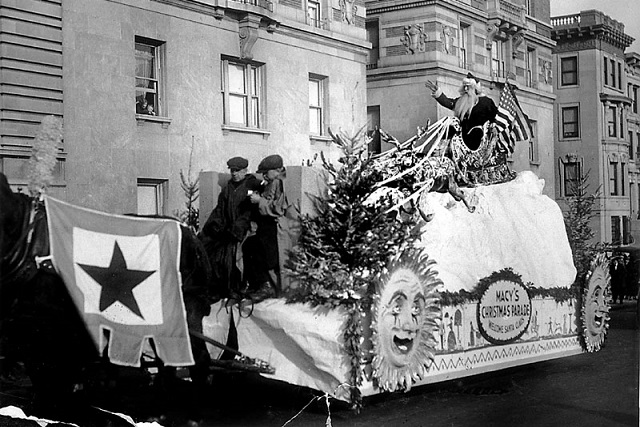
[425,73,498,150]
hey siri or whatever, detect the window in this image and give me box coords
[620,108,624,137]
[623,216,630,244]
[526,48,535,87]
[560,57,577,86]
[459,24,469,69]
[610,161,619,195]
[611,216,621,245]
[309,75,326,136]
[135,37,165,116]
[634,86,638,114]
[366,21,379,69]
[491,40,504,78]
[528,120,538,163]
[621,162,626,196]
[562,106,579,138]
[137,179,166,215]
[618,62,622,89]
[607,106,617,138]
[564,161,580,196]
[221,58,264,128]
[307,0,321,28]
[604,58,608,86]
[630,131,634,160]
[610,59,616,87]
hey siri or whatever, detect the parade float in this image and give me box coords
[202,84,611,408]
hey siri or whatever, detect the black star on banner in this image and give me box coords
[77,241,156,319]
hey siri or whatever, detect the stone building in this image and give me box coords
[626,52,640,244]
[365,0,556,197]
[0,0,369,216]
[551,10,636,245]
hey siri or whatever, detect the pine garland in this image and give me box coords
[438,268,577,306]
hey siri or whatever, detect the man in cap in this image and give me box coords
[244,154,294,301]
[425,72,498,150]
[200,156,260,299]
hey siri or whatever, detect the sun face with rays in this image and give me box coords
[371,250,442,393]
[582,253,611,352]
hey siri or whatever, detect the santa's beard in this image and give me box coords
[454,91,478,120]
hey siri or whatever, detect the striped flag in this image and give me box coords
[494,82,532,154]
[45,196,194,367]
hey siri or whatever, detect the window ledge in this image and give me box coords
[529,161,541,166]
[221,125,271,139]
[310,135,333,145]
[136,115,172,128]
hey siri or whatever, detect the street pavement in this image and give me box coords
[0,301,638,426]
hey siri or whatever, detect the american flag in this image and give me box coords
[494,82,532,154]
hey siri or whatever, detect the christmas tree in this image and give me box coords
[285,129,421,307]
[284,129,426,408]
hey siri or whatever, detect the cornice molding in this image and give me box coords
[276,22,371,55]
[366,0,436,16]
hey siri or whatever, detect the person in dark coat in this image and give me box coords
[199,156,260,299]
[425,72,498,150]
[610,256,627,305]
[244,154,294,301]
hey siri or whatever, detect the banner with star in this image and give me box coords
[45,196,194,367]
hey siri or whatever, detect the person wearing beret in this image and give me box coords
[199,156,260,300]
[425,72,498,150]
[245,154,294,301]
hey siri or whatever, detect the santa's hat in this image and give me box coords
[462,72,482,93]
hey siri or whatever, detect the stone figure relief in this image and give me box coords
[339,0,357,25]
[543,61,552,84]
[442,25,452,54]
[401,24,427,55]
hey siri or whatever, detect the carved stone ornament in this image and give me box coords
[442,25,452,54]
[239,15,261,60]
[511,32,524,58]
[565,152,579,162]
[339,0,357,25]
[486,19,501,49]
[401,24,427,55]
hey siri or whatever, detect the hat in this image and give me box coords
[257,154,283,173]
[227,156,248,170]
[462,72,481,94]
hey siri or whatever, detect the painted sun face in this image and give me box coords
[379,269,426,367]
[582,253,611,352]
[372,252,441,393]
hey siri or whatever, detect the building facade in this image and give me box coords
[551,10,636,245]
[0,0,369,215]
[626,52,640,244]
[365,0,557,197]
